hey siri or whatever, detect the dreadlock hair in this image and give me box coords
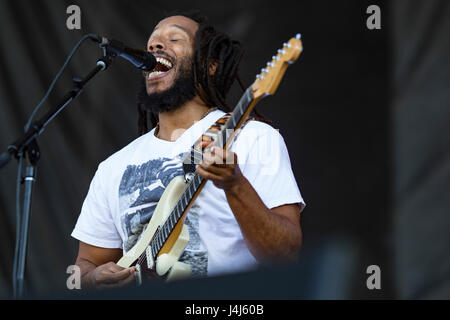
[137,10,271,136]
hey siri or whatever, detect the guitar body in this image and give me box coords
[117,176,192,282]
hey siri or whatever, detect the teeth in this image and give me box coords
[148,71,164,78]
[156,57,172,69]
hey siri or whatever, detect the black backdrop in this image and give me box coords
[0,0,389,298]
[0,0,445,299]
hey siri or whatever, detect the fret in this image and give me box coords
[168,214,174,229]
[155,233,160,251]
[227,88,252,131]
[189,179,197,193]
[165,224,170,238]
[160,231,165,248]
[173,208,178,223]
[187,183,193,199]
[181,194,187,209]
[153,242,157,257]
[176,204,181,219]
[164,220,171,236]
[158,230,164,249]
[165,219,172,235]
[151,243,155,257]
[239,95,244,114]
[163,225,167,240]
[190,179,197,194]
[231,112,237,128]
[153,234,160,253]
[196,174,203,185]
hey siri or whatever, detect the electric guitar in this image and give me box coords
[117,34,304,283]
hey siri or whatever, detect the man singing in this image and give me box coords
[71,11,305,290]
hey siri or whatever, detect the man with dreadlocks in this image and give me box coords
[71,12,305,289]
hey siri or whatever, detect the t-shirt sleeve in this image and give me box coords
[71,163,123,248]
[234,122,306,212]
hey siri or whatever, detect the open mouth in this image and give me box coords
[146,56,174,80]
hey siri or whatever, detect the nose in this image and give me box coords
[148,38,165,52]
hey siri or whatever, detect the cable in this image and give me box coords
[12,34,98,297]
[24,34,98,131]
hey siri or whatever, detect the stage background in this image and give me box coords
[0,0,448,299]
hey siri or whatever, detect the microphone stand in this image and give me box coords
[0,52,115,299]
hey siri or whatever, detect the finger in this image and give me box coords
[201,140,212,149]
[102,271,137,289]
[196,165,223,181]
[211,147,237,165]
[100,267,136,284]
[203,148,235,167]
[202,153,227,167]
[117,271,138,287]
[198,161,230,176]
[105,262,125,273]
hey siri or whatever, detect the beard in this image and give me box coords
[137,56,197,114]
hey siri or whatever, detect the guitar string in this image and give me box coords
[134,173,200,268]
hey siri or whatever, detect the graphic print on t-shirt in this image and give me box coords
[118,153,208,277]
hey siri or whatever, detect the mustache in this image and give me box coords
[152,49,174,62]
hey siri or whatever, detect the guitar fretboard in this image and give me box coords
[149,172,204,257]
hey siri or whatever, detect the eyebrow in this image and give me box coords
[153,24,191,37]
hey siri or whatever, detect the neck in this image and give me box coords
[157,95,211,141]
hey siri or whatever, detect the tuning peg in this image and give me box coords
[296,33,302,40]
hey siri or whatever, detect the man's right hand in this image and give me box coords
[87,262,137,290]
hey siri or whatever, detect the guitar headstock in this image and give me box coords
[251,34,303,100]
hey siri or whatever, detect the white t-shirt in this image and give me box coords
[71,109,305,277]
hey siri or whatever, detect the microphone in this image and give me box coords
[90,35,156,71]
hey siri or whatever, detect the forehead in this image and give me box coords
[151,15,199,38]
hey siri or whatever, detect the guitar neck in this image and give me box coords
[225,87,256,135]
